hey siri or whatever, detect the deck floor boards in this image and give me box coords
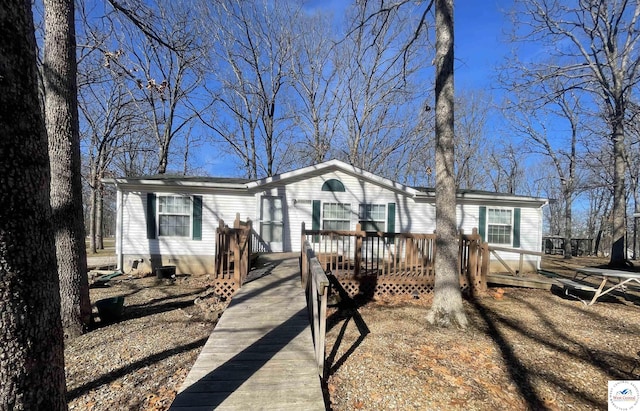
[169,256,325,410]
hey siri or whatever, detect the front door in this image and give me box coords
[260,196,284,252]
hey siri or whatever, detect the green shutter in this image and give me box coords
[387,203,396,233]
[146,193,156,239]
[192,195,202,241]
[513,208,521,248]
[312,200,321,243]
[386,203,396,243]
[478,206,486,242]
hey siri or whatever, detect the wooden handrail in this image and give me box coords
[488,245,543,276]
[300,238,329,378]
[490,246,544,256]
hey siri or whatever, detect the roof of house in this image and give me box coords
[103,159,548,206]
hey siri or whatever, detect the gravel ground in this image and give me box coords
[66,274,226,410]
[66,256,640,410]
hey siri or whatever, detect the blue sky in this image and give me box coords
[455,1,508,91]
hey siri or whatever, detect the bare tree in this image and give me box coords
[454,90,492,190]
[505,84,584,258]
[0,0,67,407]
[336,1,430,176]
[427,0,468,328]
[507,0,640,266]
[199,0,298,178]
[78,59,140,252]
[105,0,204,175]
[289,11,343,165]
[485,141,525,195]
[44,0,92,337]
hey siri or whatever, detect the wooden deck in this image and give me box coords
[169,255,326,411]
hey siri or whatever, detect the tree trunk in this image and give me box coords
[89,185,97,254]
[44,0,92,338]
[609,114,628,266]
[0,1,67,408]
[563,189,572,259]
[427,0,467,328]
[158,143,169,174]
[96,184,104,250]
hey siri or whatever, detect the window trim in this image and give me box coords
[358,203,386,232]
[322,202,351,231]
[486,207,513,246]
[157,195,192,238]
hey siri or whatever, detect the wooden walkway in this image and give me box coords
[169,255,326,410]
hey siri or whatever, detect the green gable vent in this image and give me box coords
[321,179,345,192]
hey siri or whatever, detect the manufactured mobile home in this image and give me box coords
[105,159,548,275]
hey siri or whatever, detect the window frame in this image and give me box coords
[157,195,192,238]
[322,202,352,231]
[486,207,513,245]
[358,204,386,232]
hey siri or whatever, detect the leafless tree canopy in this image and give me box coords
[45,0,640,263]
[503,0,640,264]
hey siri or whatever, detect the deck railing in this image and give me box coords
[215,213,252,286]
[300,240,329,378]
[489,245,544,276]
[301,222,487,297]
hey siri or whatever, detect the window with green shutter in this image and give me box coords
[484,207,521,247]
[146,194,203,239]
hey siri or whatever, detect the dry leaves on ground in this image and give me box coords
[325,256,640,410]
[66,274,226,410]
[67,256,640,411]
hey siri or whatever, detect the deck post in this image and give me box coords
[355,224,363,277]
[518,253,524,276]
[246,217,253,260]
[481,242,490,286]
[301,223,309,289]
[318,278,328,378]
[469,229,484,295]
[233,231,240,284]
[458,229,464,278]
[215,218,225,277]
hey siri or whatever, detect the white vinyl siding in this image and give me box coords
[120,190,254,257]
